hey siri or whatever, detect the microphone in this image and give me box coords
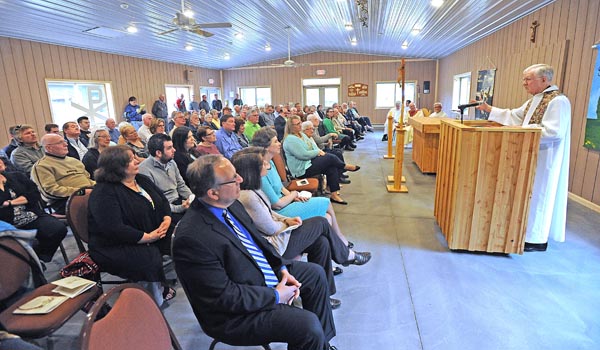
[457,101,484,110]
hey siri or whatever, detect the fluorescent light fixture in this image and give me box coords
[183,9,194,18]
[224,53,230,60]
[350,38,357,46]
[411,27,421,35]
[431,0,444,8]
[265,43,271,51]
[345,23,353,31]
[126,25,138,33]
[401,41,408,49]
[234,32,244,39]
[185,44,193,51]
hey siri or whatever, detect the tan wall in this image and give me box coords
[222,52,437,124]
[437,0,600,205]
[0,37,220,145]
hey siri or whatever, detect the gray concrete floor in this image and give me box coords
[37,129,600,350]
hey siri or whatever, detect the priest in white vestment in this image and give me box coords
[383,101,413,145]
[429,102,448,118]
[476,64,571,252]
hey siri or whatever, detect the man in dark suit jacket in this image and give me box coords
[173,155,336,350]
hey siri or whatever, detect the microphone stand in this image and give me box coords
[458,106,467,124]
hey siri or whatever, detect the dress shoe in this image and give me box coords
[330,297,341,310]
[330,197,348,205]
[347,165,360,172]
[524,242,548,252]
[347,241,354,249]
[333,266,343,276]
[381,134,388,141]
[340,173,349,179]
[339,178,351,184]
[342,251,371,266]
[344,145,355,151]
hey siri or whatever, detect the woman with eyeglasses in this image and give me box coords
[82,129,111,180]
[149,117,166,136]
[232,149,371,309]
[193,126,221,157]
[120,124,149,160]
[283,115,360,205]
[234,118,250,148]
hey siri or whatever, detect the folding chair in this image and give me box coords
[0,236,100,339]
[80,283,182,350]
[65,187,128,286]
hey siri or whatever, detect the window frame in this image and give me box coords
[375,81,417,109]
[239,86,272,107]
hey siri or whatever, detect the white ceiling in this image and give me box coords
[0,0,556,70]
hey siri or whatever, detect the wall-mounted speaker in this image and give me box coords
[184,69,194,82]
[423,81,431,94]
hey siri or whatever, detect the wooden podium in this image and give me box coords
[408,116,454,173]
[434,120,541,254]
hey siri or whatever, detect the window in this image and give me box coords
[452,72,472,115]
[46,80,115,128]
[375,82,416,108]
[165,85,193,115]
[239,87,271,107]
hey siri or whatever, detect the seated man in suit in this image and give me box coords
[172,154,337,350]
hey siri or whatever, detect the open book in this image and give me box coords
[52,276,96,298]
[13,295,69,315]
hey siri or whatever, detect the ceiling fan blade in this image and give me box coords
[158,28,178,35]
[191,28,214,37]
[194,22,232,29]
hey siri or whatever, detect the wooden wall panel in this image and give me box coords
[437,0,600,205]
[223,52,437,124]
[0,37,221,146]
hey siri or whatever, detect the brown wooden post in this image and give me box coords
[387,126,408,193]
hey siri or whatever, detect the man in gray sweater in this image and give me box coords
[139,133,193,225]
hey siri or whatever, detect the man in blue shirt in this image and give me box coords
[172,154,336,350]
[215,115,242,159]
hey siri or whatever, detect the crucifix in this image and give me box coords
[530,20,540,43]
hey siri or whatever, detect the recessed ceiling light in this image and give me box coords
[224,53,230,60]
[265,43,271,51]
[401,41,408,49]
[126,25,138,33]
[120,3,129,10]
[431,0,444,8]
[185,44,193,51]
[345,23,353,31]
[234,32,244,39]
[183,9,194,18]
[411,28,421,35]
[350,38,357,46]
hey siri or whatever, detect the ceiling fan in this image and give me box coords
[271,27,308,68]
[158,0,232,37]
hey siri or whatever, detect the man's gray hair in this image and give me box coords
[524,64,554,82]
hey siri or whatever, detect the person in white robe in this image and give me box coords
[429,102,448,118]
[476,64,571,252]
[383,101,413,145]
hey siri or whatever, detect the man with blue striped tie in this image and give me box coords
[173,154,337,350]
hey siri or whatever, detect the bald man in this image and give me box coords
[31,134,95,214]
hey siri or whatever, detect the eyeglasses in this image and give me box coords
[291,122,301,126]
[97,135,110,139]
[216,173,241,186]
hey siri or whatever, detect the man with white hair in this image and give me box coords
[476,63,571,252]
[429,102,448,118]
[31,134,95,214]
[137,113,154,143]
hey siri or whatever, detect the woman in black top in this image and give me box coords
[88,145,175,305]
[171,126,195,186]
[0,158,67,262]
[82,128,111,180]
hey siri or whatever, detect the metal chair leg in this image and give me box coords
[59,242,69,264]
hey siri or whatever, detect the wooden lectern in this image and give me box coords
[434,120,541,254]
[408,116,454,173]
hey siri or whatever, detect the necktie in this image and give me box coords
[222,210,279,287]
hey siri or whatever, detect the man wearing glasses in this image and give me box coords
[173,155,337,350]
[31,134,95,214]
[215,115,242,159]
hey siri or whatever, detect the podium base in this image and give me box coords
[383,155,395,159]
[386,184,408,193]
[387,175,406,183]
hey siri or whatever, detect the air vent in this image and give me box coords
[83,27,125,38]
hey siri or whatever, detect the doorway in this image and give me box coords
[302,78,341,107]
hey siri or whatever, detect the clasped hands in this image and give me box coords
[139,216,171,244]
[276,269,301,305]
